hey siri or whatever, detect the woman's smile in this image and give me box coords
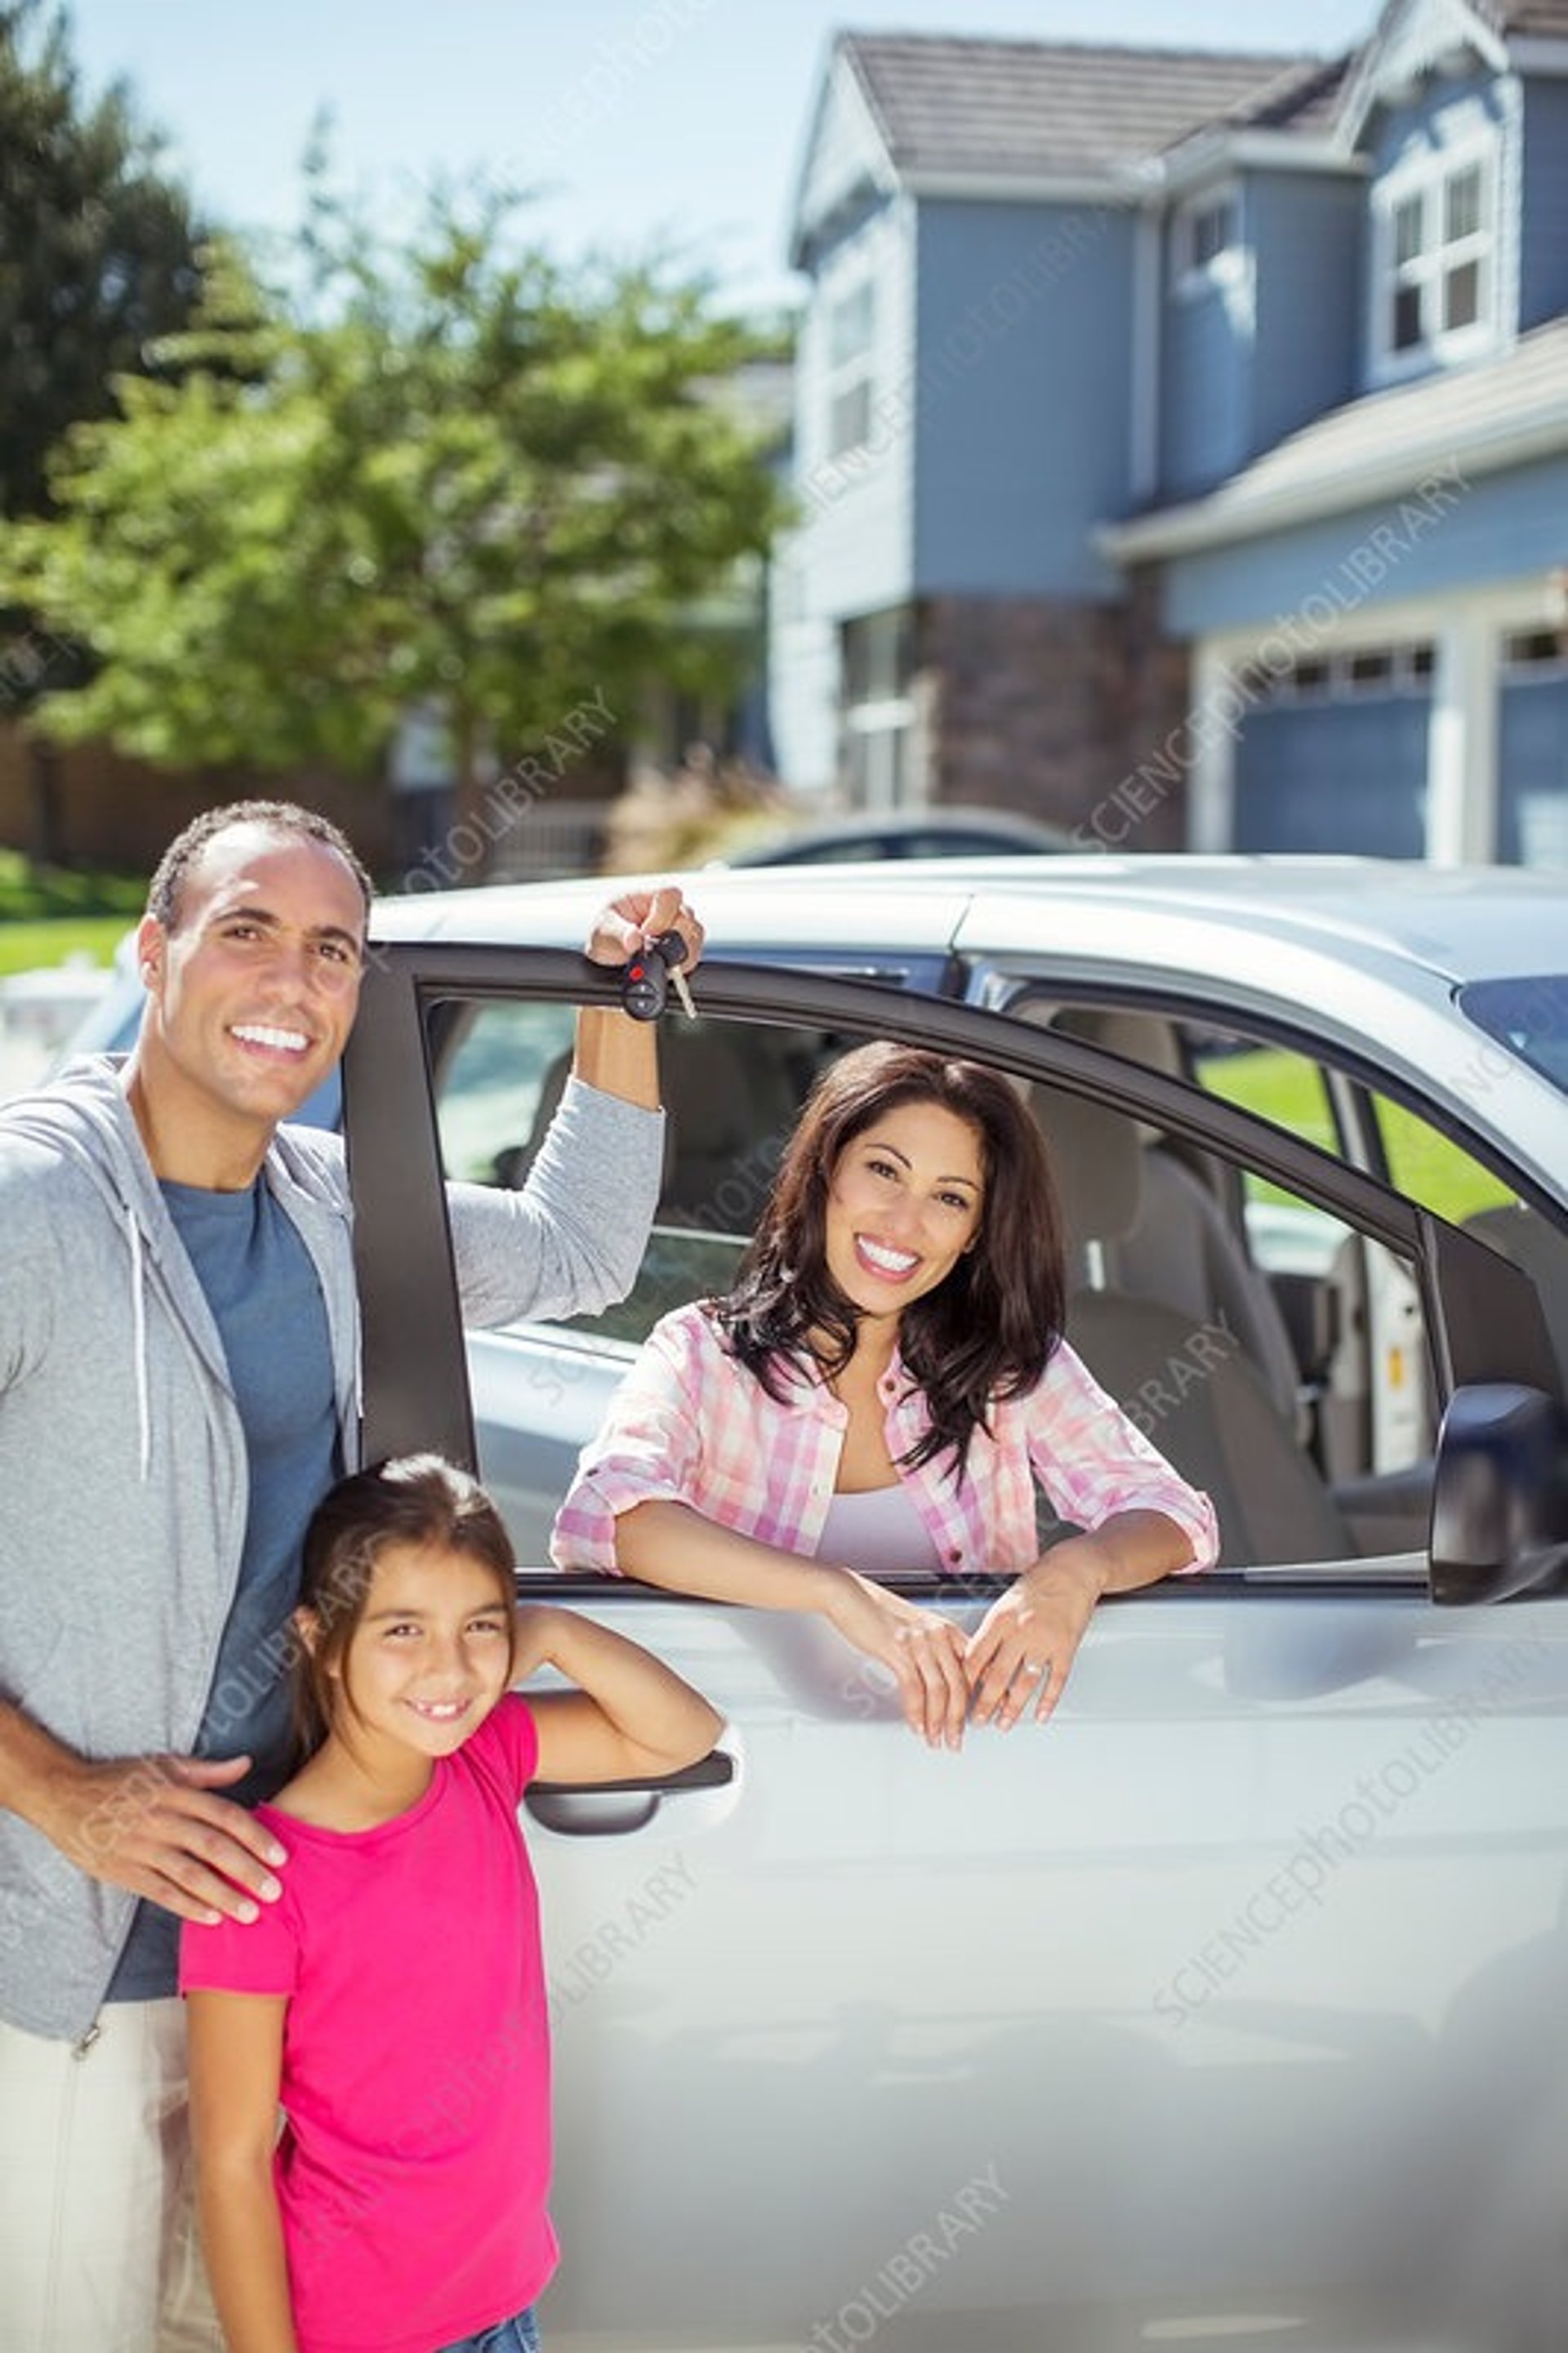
[853,1232,921,1282]
[825,1101,984,1316]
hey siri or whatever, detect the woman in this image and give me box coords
[552,1042,1218,1749]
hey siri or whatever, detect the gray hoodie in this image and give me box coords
[0,1054,661,2037]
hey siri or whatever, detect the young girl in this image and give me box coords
[180,1452,724,2353]
[552,1041,1218,1751]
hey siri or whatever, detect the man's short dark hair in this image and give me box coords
[146,800,373,932]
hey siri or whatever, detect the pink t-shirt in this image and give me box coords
[180,1695,556,2353]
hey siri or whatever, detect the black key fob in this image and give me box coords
[621,947,669,1021]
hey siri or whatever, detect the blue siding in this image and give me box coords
[1520,79,1568,329]
[1249,174,1363,457]
[912,198,1137,599]
[1160,209,1251,498]
[1365,69,1511,190]
[1163,453,1568,638]
[1499,676,1568,867]
[788,202,917,613]
[1160,174,1363,499]
[1234,697,1430,856]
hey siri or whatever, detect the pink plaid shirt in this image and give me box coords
[550,1304,1218,1580]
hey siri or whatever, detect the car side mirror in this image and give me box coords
[1428,1382,1568,1606]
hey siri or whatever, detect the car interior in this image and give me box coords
[429,990,1566,1575]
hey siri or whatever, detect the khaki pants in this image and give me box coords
[0,2000,223,2353]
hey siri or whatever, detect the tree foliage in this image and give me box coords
[0,0,207,520]
[1,166,790,810]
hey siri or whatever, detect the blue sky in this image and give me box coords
[65,0,1380,312]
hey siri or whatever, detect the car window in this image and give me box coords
[1027,1069,1436,1566]
[423,1003,849,1553]
[431,1002,839,1331]
[1365,1089,1515,1224]
[430,999,577,1184]
[1192,1033,1337,1170]
[416,991,1452,1571]
[1183,1020,1567,1397]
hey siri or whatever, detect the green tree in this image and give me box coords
[0,0,208,858]
[1,169,789,836]
[0,0,207,520]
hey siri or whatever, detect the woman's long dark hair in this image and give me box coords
[708,1043,1067,1482]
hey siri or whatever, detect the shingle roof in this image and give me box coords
[1107,315,1568,556]
[838,34,1345,182]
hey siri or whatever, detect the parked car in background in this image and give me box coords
[716,804,1077,863]
[332,853,1568,2353]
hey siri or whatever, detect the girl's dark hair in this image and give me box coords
[709,1042,1067,1482]
[291,1453,517,1760]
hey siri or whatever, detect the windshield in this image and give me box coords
[1459,974,1568,1097]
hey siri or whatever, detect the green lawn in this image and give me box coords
[0,913,131,980]
[0,851,142,979]
[1200,1042,1513,1227]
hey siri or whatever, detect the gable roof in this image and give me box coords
[1102,314,1568,559]
[834,34,1339,184]
[1336,0,1568,153]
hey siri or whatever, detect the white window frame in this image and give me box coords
[840,607,917,811]
[822,274,876,462]
[1172,184,1243,297]
[1243,642,1437,706]
[1369,134,1499,381]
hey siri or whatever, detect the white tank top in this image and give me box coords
[816,1482,942,1575]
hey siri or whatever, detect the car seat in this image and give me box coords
[1035,1080,1357,1568]
[515,1023,800,1231]
[1054,1009,1307,1432]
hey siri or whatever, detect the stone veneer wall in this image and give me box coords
[918,576,1192,849]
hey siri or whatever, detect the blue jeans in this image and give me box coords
[436,2306,541,2353]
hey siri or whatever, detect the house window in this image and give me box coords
[825,279,875,461]
[1503,628,1568,678]
[1174,188,1241,290]
[840,607,916,809]
[1244,644,1435,705]
[1375,147,1494,370]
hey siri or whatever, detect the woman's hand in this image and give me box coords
[964,1539,1111,1730]
[823,1570,970,1750]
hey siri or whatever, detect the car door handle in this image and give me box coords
[523,1747,735,1837]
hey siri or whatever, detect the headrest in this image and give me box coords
[1030,1083,1142,1251]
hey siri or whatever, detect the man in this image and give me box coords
[0,799,702,2350]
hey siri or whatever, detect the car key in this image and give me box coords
[653,929,697,1019]
[620,931,695,1022]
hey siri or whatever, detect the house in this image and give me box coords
[772,0,1568,862]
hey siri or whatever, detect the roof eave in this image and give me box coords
[1098,408,1568,563]
[815,134,1362,221]
[1159,131,1366,193]
[786,38,902,271]
[901,163,1156,206]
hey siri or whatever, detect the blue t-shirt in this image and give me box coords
[108,1174,339,1999]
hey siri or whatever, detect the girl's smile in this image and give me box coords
[331,1540,516,1775]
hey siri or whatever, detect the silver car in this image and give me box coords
[339,854,1567,2353]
